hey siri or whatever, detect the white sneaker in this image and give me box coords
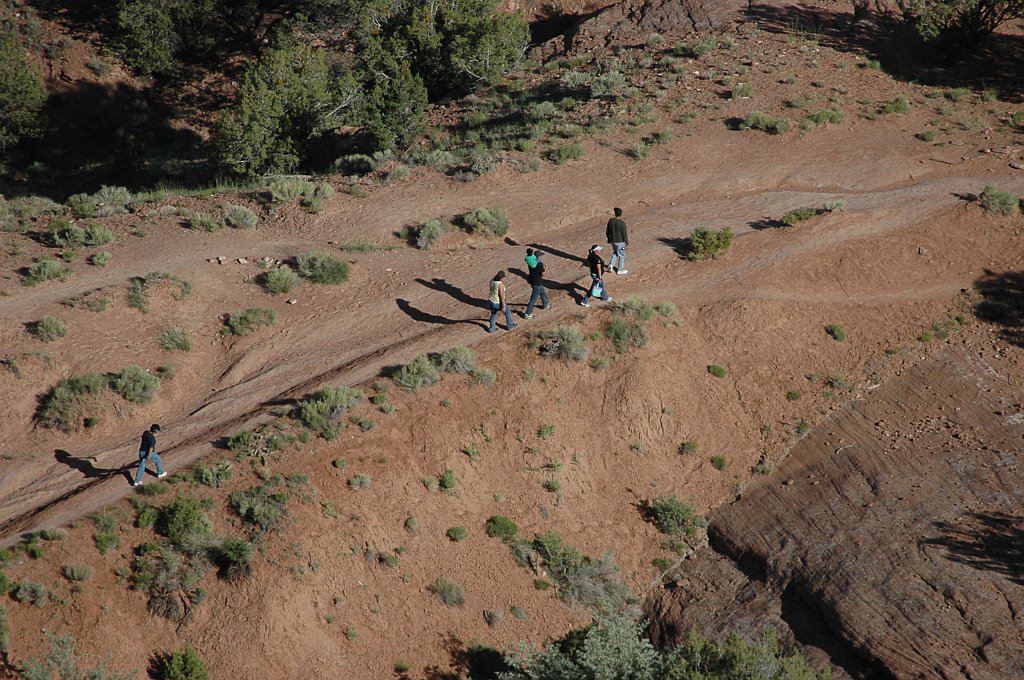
[616,269,628,275]
[579,300,591,307]
[133,481,142,487]
[157,472,167,479]
[524,313,534,319]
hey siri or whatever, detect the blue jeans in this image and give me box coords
[525,285,549,315]
[488,302,514,331]
[610,242,626,270]
[135,451,165,484]
[583,274,609,303]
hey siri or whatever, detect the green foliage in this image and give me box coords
[23,257,72,286]
[898,0,1024,53]
[531,533,633,613]
[111,365,160,404]
[591,71,627,98]
[406,218,449,250]
[0,30,47,155]
[645,497,703,539]
[295,385,364,439]
[781,207,817,226]
[881,96,910,114]
[94,186,132,215]
[212,537,253,582]
[446,526,468,542]
[430,578,465,606]
[37,373,109,431]
[711,454,728,470]
[393,355,441,390]
[153,644,210,680]
[978,184,1020,215]
[738,111,789,134]
[534,325,590,361]
[230,478,289,531]
[550,142,585,164]
[348,473,372,489]
[214,40,352,176]
[472,366,496,385]
[605,317,648,353]
[159,327,192,352]
[222,204,257,228]
[158,494,212,551]
[296,251,350,284]
[825,324,846,341]
[687,227,733,260]
[62,564,93,582]
[29,316,67,343]
[83,223,117,246]
[189,212,223,232]
[707,364,727,378]
[0,603,7,656]
[47,218,85,248]
[438,468,458,492]
[458,207,509,237]
[19,631,134,680]
[437,346,476,374]
[225,308,276,335]
[262,266,299,295]
[485,515,518,541]
[128,271,193,313]
[192,462,232,488]
[786,389,802,401]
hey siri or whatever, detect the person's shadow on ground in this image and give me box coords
[396,299,487,329]
[416,278,484,307]
[55,449,133,483]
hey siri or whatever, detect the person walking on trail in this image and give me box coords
[606,207,629,274]
[133,424,166,486]
[580,245,612,307]
[524,251,550,319]
[487,271,517,332]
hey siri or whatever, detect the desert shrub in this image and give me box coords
[823,199,846,212]
[550,143,585,164]
[223,204,257,229]
[896,0,1024,54]
[0,29,46,155]
[128,271,193,313]
[111,365,160,404]
[266,177,313,202]
[786,389,802,401]
[650,128,673,145]
[225,308,276,335]
[631,140,650,160]
[532,533,633,613]
[738,111,789,134]
[731,82,753,99]
[230,478,289,531]
[20,631,137,680]
[94,532,120,555]
[978,184,1020,215]
[296,251,349,284]
[90,251,113,267]
[605,317,648,353]
[825,324,846,341]
[158,495,212,551]
[348,473,372,489]
[711,454,728,470]
[590,71,626,98]
[436,346,476,374]
[62,193,91,219]
[446,526,468,542]
[471,366,496,385]
[431,578,465,606]
[82,223,117,246]
[40,527,68,541]
[37,373,109,431]
[62,564,93,582]
[11,582,48,607]
[29,316,67,342]
[782,207,817,226]
[393,355,441,390]
[135,503,160,529]
[261,266,299,295]
[535,325,589,361]
[146,551,206,624]
[0,602,7,656]
[645,497,702,539]
[295,385,364,439]
[189,212,223,232]
[192,462,232,488]
[458,206,509,237]
[47,218,85,247]
[438,468,458,492]
[409,218,449,250]
[23,257,72,286]
[687,226,733,260]
[803,108,843,127]
[485,515,518,541]
[151,645,209,680]
[916,130,936,142]
[92,186,132,215]
[212,537,253,582]
[159,327,192,352]
[707,364,727,378]
[881,96,910,114]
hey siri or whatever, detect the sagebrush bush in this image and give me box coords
[262,266,299,295]
[192,462,232,488]
[471,366,496,385]
[223,204,258,229]
[82,223,117,246]
[550,143,584,164]
[29,316,67,342]
[157,494,213,551]
[881,96,910,114]
[62,564,93,582]
[436,346,476,373]
[213,537,253,582]
[296,251,349,284]
[153,643,210,680]
[66,193,96,218]
[825,323,846,341]
[446,526,468,542]
[485,515,518,541]
[47,218,84,247]
[225,308,276,335]
[410,218,449,250]
[230,478,289,532]
[23,257,72,286]
[532,533,633,613]
[393,355,440,390]
[781,207,817,226]
[707,364,727,378]
[111,365,160,404]
[978,184,1020,215]
[687,226,733,260]
[159,327,192,352]
[590,71,626,97]
[645,496,703,539]
[535,325,589,361]
[431,578,465,606]
[605,317,648,353]
[458,207,509,237]
[296,386,365,439]
[94,185,132,214]
[189,212,223,232]
[37,373,108,430]
[90,251,112,267]
[738,111,789,134]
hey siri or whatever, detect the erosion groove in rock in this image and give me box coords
[647,348,1024,680]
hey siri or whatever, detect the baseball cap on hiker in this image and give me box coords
[592,244,603,251]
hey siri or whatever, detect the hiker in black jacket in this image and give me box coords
[606,207,629,274]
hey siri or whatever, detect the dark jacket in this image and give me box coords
[527,260,545,286]
[606,217,628,245]
[586,251,606,277]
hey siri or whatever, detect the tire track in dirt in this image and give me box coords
[1,171,1020,541]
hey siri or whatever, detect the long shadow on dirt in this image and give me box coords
[923,512,1024,585]
[973,269,1024,347]
[416,278,486,309]
[54,449,131,481]
[396,298,486,329]
[745,5,1024,100]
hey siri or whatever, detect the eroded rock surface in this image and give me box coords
[647,349,1024,679]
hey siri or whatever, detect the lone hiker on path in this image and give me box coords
[487,271,517,332]
[606,207,629,275]
[580,245,612,307]
[524,250,550,319]
[133,423,166,486]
